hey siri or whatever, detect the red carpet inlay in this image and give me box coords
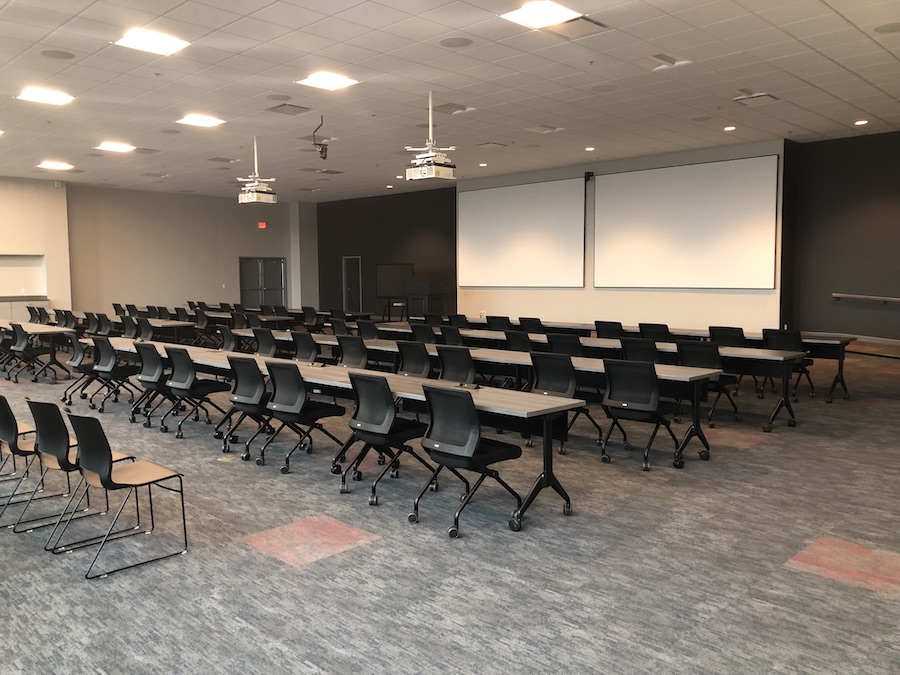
[785,537,900,595]
[241,516,380,567]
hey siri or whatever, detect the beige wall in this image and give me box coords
[66,185,316,312]
[0,176,71,309]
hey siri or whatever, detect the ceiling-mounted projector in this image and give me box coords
[237,136,276,204]
[404,91,457,181]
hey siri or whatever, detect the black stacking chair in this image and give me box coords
[119,315,139,339]
[547,332,582,357]
[61,309,79,331]
[160,347,230,438]
[218,326,239,352]
[274,305,290,317]
[709,325,756,394]
[61,413,187,579]
[36,306,51,325]
[252,327,278,358]
[330,308,348,321]
[594,320,625,338]
[257,361,346,473]
[423,313,443,327]
[291,331,320,364]
[337,335,368,369]
[448,314,469,329]
[258,304,273,316]
[88,336,139,413]
[61,333,98,405]
[136,317,155,342]
[126,303,140,317]
[332,372,431,501]
[409,385,522,537]
[486,315,513,331]
[639,322,674,342]
[397,340,432,378]
[83,312,100,337]
[440,325,464,346]
[113,303,126,317]
[330,317,350,336]
[156,306,171,320]
[130,342,176,428]
[215,356,273,456]
[0,395,40,523]
[763,328,815,400]
[620,337,660,363]
[198,301,210,311]
[231,311,248,329]
[175,306,191,322]
[245,312,262,328]
[411,323,436,344]
[192,309,218,347]
[600,359,679,470]
[26,306,40,322]
[147,306,159,319]
[96,313,114,336]
[530,352,604,451]
[437,345,475,384]
[504,330,532,353]
[53,309,67,326]
[302,306,324,333]
[676,341,741,428]
[518,317,545,333]
[7,323,56,383]
[356,319,379,339]
[187,301,198,310]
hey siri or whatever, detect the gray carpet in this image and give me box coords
[0,353,898,674]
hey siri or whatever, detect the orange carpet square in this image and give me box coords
[241,515,380,567]
[785,537,900,595]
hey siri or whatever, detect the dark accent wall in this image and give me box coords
[317,187,457,316]
[793,131,900,339]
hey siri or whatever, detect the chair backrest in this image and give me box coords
[27,399,76,470]
[763,328,804,352]
[348,372,396,435]
[63,310,78,329]
[260,304,275,316]
[165,347,197,392]
[253,327,278,357]
[90,336,118,374]
[226,356,267,406]
[194,308,210,330]
[530,352,577,398]
[230,311,248,329]
[337,335,368,369]
[265,361,309,415]
[97,313,113,336]
[440,325,464,346]
[219,303,232,311]
[620,337,660,363]
[423,313,443,327]
[330,308,347,320]
[411,323,436,344]
[638,322,673,342]
[504,330,532,352]
[84,312,100,335]
[302,306,319,323]
[26,306,39,322]
[397,340,431,378]
[65,333,88,368]
[10,323,31,352]
[486,315,513,331]
[274,305,289,317]
[175,306,190,322]
[198,301,209,311]
[594,320,624,338]
[709,326,746,347]
[187,300,198,310]
[126,303,139,316]
[436,345,475,384]
[602,359,659,413]
[54,309,67,325]
[120,315,139,339]
[448,314,469,329]
[147,305,159,319]
[67,413,115,489]
[421,385,480,459]
[134,342,167,385]
[36,306,51,324]
[245,312,261,328]
[291,331,319,363]
[0,395,24,452]
[676,340,722,370]
[232,303,245,312]
[113,303,125,317]
[356,319,379,340]
[547,332,582,357]
[136,317,155,341]
[156,306,171,320]
[330,317,349,336]
[218,326,238,352]
[518,317,544,333]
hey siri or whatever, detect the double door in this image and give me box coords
[239,257,286,308]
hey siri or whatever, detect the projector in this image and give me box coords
[406,164,456,181]
[238,189,276,204]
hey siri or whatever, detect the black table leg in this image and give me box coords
[763,359,796,432]
[826,344,850,403]
[511,411,572,529]
[674,380,711,467]
[31,334,70,381]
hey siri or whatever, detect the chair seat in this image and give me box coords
[431,437,521,471]
[17,421,35,435]
[172,379,231,398]
[355,417,427,446]
[109,459,180,488]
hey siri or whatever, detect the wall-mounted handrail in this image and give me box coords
[832,293,900,304]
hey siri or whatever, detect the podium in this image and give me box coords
[403,280,444,317]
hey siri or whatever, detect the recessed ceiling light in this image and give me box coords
[479,163,487,167]
[296,72,359,91]
[440,37,474,48]
[395,175,403,179]
[854,119,868,126]
[500,1,582,29]
[40,49,76,60]
[176,113,225,127]
[585,147,595,152]
[115,28,190,56]
[38,160,73,170]
[723,125,736,132]
[386,185,394,189]
[873,22,900,33]
[95,141,136,153]
[16,86,74,105]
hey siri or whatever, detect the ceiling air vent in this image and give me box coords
[733,89,780,106]
[266,103,312,115]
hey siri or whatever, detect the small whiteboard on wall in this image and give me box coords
[458,178,585,287]
[594,155,778,289]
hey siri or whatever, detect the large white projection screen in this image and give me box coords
[594,155,778,289]
[458,178,585,287]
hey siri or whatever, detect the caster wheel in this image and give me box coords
[826,398,833,404]
[623,442,632,451]
[809,392,816,398]
[255,457,265,466]
[596,438,602,446]
[788,419,796,427]
[98,407,104,413]
[60,396,67,403]
[642,461,650,471]
[241,452,250,461]
[191,414,200,422]
[673,458,685,469]
[429,481,439,492]
[175,431,183,439]
[699,450,710,461]
[303,441,313,454]
[330,464,341,475]
[265,426,275,434]
[112,397,118,404]
[509,519,522,532]
[558,445,566,455]
[563,503,572,516]
[762,424,773,433]
[460,493,467,502]
[214,431,224,439]
[222,446,230,453]
[377,455,386,465]
[160,425,168,433]
[674,417,681,424]
[757,393,764,400]
[340,484,350,494]
[601,455,611,464]
[525,439,533,447]
[368,495,378,506]
[129,416,136,423]
[205,418,212,425]
[791,397,798,403]
[447,527,459,539]
[708,421,716,429]
[352,470,362,482]
[407,513,418,523]
[843,393,850,400]
[389,468,399,479]
[88,403,96,410]
[143,421,150,428]
[735,415,742,422]
[280,465,289,474]
[80,393,88,399]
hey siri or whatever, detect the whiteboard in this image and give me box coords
[458,178,585,287]
[594,155,778,289]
